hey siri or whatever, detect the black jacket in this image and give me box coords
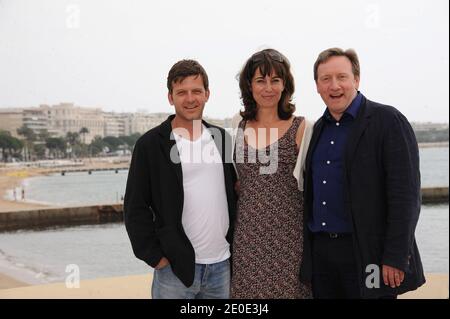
[124,115,237,287]
[301,96,426,298]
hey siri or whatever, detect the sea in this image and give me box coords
[0,146,448,284]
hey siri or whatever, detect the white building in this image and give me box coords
[38,103,104,143]
[0,103,228,142]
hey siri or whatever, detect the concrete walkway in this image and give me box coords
[0,273,447,299]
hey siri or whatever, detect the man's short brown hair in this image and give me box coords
[313,48,360,81]
[167,59,209,94]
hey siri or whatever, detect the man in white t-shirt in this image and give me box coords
[124,60,237,299]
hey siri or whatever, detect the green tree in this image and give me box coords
[66,132,81,146]
[33,143,46,159]
[89,135,107,156]
[17,125,36,142]
[17,125,36,161]
[46,137,66,159]
[37,129,50,142]
[0,131,24,162]
[118,133,141,150]
[72,143,89,158]
[79,127,89,144]
[102,136,122,152]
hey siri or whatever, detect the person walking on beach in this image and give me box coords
[230,49,313,299]
[124,59,237,299]
[301,47,425,298]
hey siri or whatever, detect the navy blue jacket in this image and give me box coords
[301,96,426,298]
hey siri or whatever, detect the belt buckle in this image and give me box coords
[329,233,338,239]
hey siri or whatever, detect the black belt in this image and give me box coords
[314,232,352,239]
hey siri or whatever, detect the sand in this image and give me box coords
[0,168,52,212]
[0,273,447,299]
[0,273,152,298]
[0,272,29,290]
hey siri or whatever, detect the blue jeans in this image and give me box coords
[151,259,230,299]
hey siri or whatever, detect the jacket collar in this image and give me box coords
[306,94,373,175]
[344,95,373,165]
[157,114,224,188]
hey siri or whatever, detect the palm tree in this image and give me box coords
[0,131,24,162]
[17,125,36,161]
[66,132,80,146]
[79,127,89,144]
[46,137,66,159]
[37,129,50,142]
[17,125,36,142]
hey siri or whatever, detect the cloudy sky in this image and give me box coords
[0,0,448,122]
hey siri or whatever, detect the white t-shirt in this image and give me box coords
[174,127,231,264]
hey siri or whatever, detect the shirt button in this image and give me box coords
[323,180,327,184]
[322,201,326,206]
[326,160,331,165]
[322,222,326,226]
[336,122,340,126]
[330,141,335,145]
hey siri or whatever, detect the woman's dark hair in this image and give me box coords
[238,49,295,121]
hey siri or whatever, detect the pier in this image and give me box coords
[60,167,129,175]
[0,204,123,232]
[422,187,449,204]
[0,187,447,232]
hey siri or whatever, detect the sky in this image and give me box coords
[0,0,448,122]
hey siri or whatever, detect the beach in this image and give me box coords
[0,166,56,289]
[0,168,52,212]
[0,272,29,290]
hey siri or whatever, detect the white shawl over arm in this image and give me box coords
[293,119,314,191]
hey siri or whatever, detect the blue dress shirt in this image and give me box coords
[308,92,363,233]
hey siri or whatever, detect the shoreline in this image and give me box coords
[0,168,53,213]
[0,272,29,290]
[0,261,38,289]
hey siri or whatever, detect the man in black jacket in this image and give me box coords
[124,60,237,299]
[301,48,425,298]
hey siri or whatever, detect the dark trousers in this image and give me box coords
[311,232,397,299]
[312,232,362,299]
